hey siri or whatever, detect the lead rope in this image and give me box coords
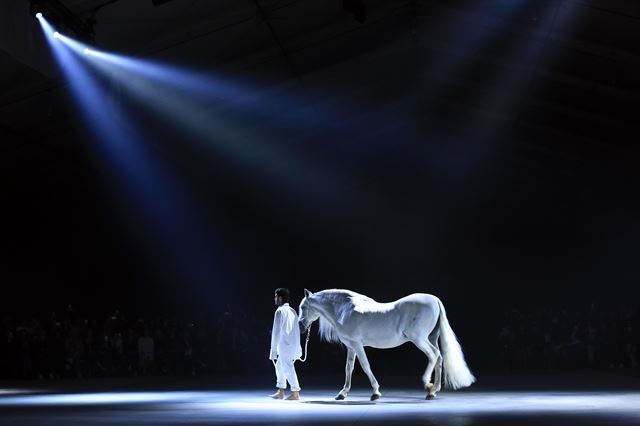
[272,325,311,367]
[297,326,312,362]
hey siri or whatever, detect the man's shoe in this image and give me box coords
[269,389,285,399]
[285,391,300,400]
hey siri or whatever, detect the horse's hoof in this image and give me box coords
[335,394,346,400]
[370,393,381,401]
[426,394,436,400]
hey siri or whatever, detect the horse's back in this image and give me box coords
[357,293,440,347]
[322,290,441,348]
[395,293,440,308]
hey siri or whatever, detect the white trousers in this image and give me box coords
[275,357,300,391]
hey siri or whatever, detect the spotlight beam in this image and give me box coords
[51,34,353,209]
[36,15,229,292]
[47,31,371,172]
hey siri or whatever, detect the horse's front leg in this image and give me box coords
[335,348,356,400]
[353,344,381,400]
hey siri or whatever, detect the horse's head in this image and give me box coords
[298,289,320,332]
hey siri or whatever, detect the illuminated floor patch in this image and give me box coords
[0,389,37,396]
[1,389,639,425]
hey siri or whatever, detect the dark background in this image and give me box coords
[1,0,640,375]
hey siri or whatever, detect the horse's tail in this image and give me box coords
[436,299,476,389]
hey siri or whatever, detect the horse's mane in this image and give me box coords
[318,317,342,344]
[315,289,390,344]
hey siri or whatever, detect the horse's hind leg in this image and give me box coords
[336,348,356,400]
[411,338,441,399]
[353,344,381,400]
[428,332,443,394]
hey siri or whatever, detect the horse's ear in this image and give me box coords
[304,289,313,298]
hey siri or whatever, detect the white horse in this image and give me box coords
[298,289,475,400]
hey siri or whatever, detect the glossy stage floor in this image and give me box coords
[1,373,639,425]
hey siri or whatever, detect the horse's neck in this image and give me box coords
[314,291,351,326]
[313,292,350,343]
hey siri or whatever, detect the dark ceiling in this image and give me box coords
[2,0,640,185]
[2,0,640,314]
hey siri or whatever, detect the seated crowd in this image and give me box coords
[0,306,269,380]
[497,305,639,370]
[1,304,638,380]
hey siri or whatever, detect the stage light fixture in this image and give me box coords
[30,0,95,41]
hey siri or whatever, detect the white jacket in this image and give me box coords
[270,303,302,360]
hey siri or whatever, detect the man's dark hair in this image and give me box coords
[275,288,290,303]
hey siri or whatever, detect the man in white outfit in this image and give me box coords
[269,288,302,400]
